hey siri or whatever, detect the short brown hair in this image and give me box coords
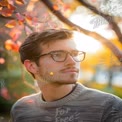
[19,29,73,64]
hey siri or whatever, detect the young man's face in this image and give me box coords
[35,39,81,85]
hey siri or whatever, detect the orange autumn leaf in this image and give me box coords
[5,20,17,28]
[5,39,20,52]
[12,40,21,52]
[7,4,16,11]
[0,0,8,6]
[53,4,59,11]
[12,43,19,52]
[25,14,32,24]
[15,0,25,5]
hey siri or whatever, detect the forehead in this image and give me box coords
[41,39,77,53]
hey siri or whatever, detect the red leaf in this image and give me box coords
[16,13,25,25]
[0,8,13,17]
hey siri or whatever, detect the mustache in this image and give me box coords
[60,67,79,73]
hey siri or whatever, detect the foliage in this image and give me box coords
[0,0,122,59]
[0,50,35,113]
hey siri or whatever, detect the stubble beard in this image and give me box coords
[37,71,78,85]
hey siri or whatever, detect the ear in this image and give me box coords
[24,60,38,74]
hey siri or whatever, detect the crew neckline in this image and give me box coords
[37,83,85,108]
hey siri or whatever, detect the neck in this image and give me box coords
[38,83,76,102]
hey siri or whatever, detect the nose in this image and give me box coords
[64,54,76,66]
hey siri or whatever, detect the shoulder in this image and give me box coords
[90,89,122,121]
[78,83,122,121]
[78,83,122,106]
[101,93,122,121]
[88,87,122,104]
[10,92,41,119]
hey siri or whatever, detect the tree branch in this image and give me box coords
[41,0,122,62]
[78,0,122,44]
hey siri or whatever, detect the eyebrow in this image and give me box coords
[46,49,79,52]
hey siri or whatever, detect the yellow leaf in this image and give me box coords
[15,0,25,5]
[5,20,17,28]
[5,39,13,50]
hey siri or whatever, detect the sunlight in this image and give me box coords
[69,6,115,54]
[69,6,115,39]
[74,31,102,53]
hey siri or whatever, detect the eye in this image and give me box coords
[52,52,65,58]
[72,51,79,56]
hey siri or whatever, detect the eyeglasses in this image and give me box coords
[35,50,86,62]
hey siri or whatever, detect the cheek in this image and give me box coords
[38,57,64,73]
[39,58,55,70]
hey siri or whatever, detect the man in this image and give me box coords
[11,29,122,122]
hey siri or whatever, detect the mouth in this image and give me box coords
[61,68,79,73]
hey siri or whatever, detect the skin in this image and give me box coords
[24,39,80,102]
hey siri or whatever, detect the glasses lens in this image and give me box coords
[51,51,67,62]
[72,51,85,62]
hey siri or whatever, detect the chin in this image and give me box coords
[59,80,77,84]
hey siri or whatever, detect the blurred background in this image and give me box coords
[0,0,122,121]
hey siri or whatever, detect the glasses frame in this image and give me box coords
[34,50,86,62]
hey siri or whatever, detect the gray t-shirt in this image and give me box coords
[11,83,122,122]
